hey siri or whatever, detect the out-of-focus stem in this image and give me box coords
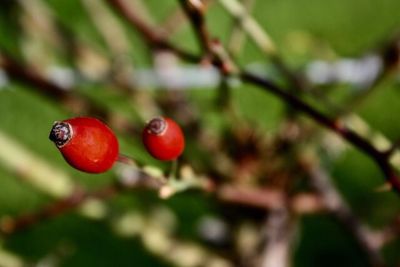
[82,0,130,56]
[227,0,255,56]
[105,0,200,62]
[258,208,295,267]
[217,0,276,56]
[301,153,385,267]
[0,130,75,198]
[0,183,119,234]
[178,0,212,54]
[240,71,400,195]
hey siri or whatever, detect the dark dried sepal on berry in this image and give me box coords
[146,117,167,135]
[49,121,72,147]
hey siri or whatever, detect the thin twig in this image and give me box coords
[9,0,400,196]
[340,37,400,114]
[0,184,118,234]
[0,52,145,135]
[178,0,212,53]
[8,0,400,197]
[82,0,130,56]
[0,170,167,235]
[105,0,200,62]
[227,0,255,56]
[240,71,400,194]
[384,138,400,158]
[1,174,324,235]
[258,208,295,267]
[217,0,276,56]
[301,155,385,267]
[0,53,110,118]
[0,54,67,100]
[178,0,400,197]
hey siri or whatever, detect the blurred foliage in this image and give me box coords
[0,0,400,266]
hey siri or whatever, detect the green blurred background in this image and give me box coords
[1,0,400,266]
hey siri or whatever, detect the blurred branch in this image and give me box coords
[227,0,255,56]
[340,37,400,114]
[0,54,67,100]
[0,52,109,117]
[178,0,237,74]
[82,0,131,57]
[160,0,215,38]
[18,0,63,50]
[2,2,398,247]
[221,0,400,118]
[0,171,165,235]
[3,2,399,265]
[218,186,324,214]
[258,209,295,267]
[0,184,119,234]
[103,0,400,195]
[376,216,400,249]
[0,163,324,235]
[217,0,276,56]
[0,130,75,198]
[0,184,116,234]
[161,6,190,36]
[4,0,400,197]
[385,137,400,158]
[178,0,212,54]
[300,153,385,267]
[240,72,400,195]
[218,0,311,96]
[0,52,144,135]
[114,207,234,267]
[105,0,200,62]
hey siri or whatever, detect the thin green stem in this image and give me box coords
[168,159,179,179]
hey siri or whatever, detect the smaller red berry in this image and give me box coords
[49,117,119,173]
[142,117,185,161]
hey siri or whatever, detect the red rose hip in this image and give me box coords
[49,117,119,173]
[142,117,185,161]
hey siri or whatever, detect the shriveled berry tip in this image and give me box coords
[49,121,72,147]
[146,117,167,135]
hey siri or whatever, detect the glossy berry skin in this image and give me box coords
[49,117,119,173]
[142,117,185,161]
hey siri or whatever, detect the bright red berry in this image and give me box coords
[142,117,185,161]
[49,117,119,173]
